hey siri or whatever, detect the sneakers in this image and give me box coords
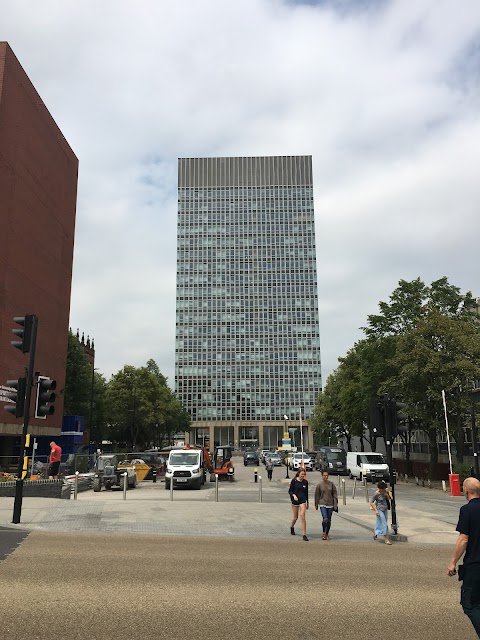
[303,535,309,542]
[290,527,295,536]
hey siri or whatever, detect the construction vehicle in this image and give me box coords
[165,444,234,489]
[209,445,235,483]
[92,453,138,492]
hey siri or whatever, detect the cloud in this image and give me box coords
[1,0,480,387]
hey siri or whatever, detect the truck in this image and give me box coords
[165,444,235,490]
[314,447,349,475]
[93,454,138,491]
[346,451,390,482]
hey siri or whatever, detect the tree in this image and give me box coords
[105,361,190,449]
[64,330,93,417]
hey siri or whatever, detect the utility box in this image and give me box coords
[449,473,461,497]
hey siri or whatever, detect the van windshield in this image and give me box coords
[169,452,199,466]
[359,454,385,464]
[327,451,346,462]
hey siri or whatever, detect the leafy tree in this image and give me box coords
[105,361,190,449]
[64,330,93,417]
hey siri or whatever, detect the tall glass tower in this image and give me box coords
[176,156,321,451]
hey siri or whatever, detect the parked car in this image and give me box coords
[289,452,314,471]
[265,453,282,466]
[259,449,271,463]
[244,451,259,466]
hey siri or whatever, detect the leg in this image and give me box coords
[299,503,307,536]
[461,568,480,637]
[320,506,329,537]
[379,511,391,543]
[324,507,333,537]
[291,504,299,530]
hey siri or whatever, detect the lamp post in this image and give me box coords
[470,388,480,478]
[284,414,290,479]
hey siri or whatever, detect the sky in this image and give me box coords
[1,0,480,389]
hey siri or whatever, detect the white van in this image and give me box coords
[347,452,389,481]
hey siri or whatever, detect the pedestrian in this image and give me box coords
[447,477,480,637]
[370,481,392,545]
[289,469,309,541]
[266,458,274,481]
[48,441,62,479]
[314,470,338,540]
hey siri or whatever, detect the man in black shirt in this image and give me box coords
[447,477,480,637]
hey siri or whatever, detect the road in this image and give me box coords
[0,530,475,640]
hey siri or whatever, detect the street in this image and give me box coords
[0,530,474,640]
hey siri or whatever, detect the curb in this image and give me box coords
[337,512,408,542]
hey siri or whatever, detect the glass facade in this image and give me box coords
[175,156,321,428]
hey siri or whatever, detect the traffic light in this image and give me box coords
[4,378,27,418]
[388,397,408,439]
[11,315,35,353]
[35,376,56,418]
[369,397,385,437]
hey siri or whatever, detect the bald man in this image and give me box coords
[447,477,480,638]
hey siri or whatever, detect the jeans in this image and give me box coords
[461,566,480,638]
[320,506,334,534]
[374,510,388,537]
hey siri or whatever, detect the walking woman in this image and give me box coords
[314,470,338,540]
[289,469,309,541]
[370,481,392,544]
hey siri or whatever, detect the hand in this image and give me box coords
[447,562,457,577]
[293,494,298,501]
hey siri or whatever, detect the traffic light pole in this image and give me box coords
[384,397,399,536]
[12,315,38,524]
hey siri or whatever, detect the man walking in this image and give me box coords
[266,458,274,481]
[48,441,62,479]
[447,477,480,637]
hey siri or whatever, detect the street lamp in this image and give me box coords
[284,414,290,479]
[470,388,480,478]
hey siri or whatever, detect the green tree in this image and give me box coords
[63,330,93,417]
[105,361,190,449]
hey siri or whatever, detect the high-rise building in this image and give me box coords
[0,43,78,456]
[176,156,321,451]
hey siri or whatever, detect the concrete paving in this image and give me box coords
[0,470,464,545]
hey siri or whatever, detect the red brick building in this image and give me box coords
[0,43,78,453]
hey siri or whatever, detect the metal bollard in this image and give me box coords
[74,471,79,500]
[259,475,263,503]
[415,476,419,485]
[215,474,219,502]
[152,468,157,483]
[342,479,346,505]
[170,476,174,501]
[337,475,340,490]
[405,474,409,483]
[442,480,447,492]
[364,477,369,503]
[254,468,258,483]
[123,472,127,500]
[428,479,432,489]
[352,478,356,499]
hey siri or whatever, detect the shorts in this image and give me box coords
[48,461,60,476]
[291,498,307,506]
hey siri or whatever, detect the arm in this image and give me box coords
[305,480,309,509]
[370,494,379,514]
[314,484,320,510]
[289,479,298,501]
[447,534,469,576]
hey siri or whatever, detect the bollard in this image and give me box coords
[337,475,341,490]
[442,480,447,492]
[342,479,346,505]
[364,477,369,503]
[352,478,356,499]
[405,474,409,483]
[170,476,174,501]
[415,476,419,485]
[254,468,258,483]
[152,468,157,483]
[259,475,263,503]
[215,474,219,502]
[123,472,127,500]
[428,479,432,489]
[74,471,79,500]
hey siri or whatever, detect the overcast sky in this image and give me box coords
[2,0,480,389]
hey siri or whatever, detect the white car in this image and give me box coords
[289,452,314,471]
